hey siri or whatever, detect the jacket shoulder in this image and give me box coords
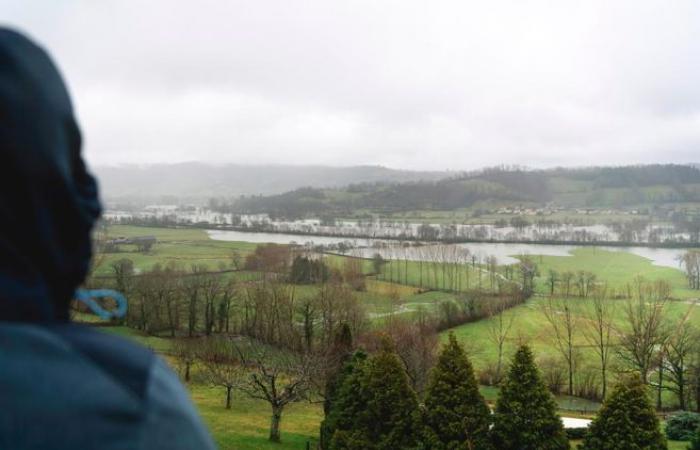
[49,324,156,401]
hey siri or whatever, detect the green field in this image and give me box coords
[447,295,698,409]
[529,248,697,299]
[377,257,501,293]
[448,296,698,367]
[94,225,258,275]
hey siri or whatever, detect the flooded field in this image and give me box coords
[206,229,688,269]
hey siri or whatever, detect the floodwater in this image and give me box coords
[206,230,689,269]
[206,229,382,247]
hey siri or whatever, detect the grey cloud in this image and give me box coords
[2,0,700,170]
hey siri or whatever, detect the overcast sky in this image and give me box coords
[3,1,700,170]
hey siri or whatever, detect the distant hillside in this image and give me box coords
[231,164,700,217]
[94,163,448,203]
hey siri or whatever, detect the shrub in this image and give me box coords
[539,356,566,395]
[566,427,589,440]
[665,411,700,441]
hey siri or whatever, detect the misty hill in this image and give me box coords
[94,163,448,202]
[231,164,700,217]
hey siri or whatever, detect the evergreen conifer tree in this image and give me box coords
[319,324,355,449]
[423,332,491,450]
[329,338,420,450]
[581,373,667,450]
[490,345,569,450]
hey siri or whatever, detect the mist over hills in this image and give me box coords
[230,164,700,217]
[94,163,448,203]
[95,162,700,214]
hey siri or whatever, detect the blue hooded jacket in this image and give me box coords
[0,28,216,450]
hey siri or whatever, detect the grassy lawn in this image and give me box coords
[192,385,322,450]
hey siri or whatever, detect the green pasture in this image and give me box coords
[94,225,257,275]
[377,258,499,293]
[528,248,696,299]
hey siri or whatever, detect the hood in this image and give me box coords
[0,28,101,322]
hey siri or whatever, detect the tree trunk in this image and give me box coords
[568,347,574,397]
[226,386,232,409]
[657,365,663,410]
[568,363,574,397]
[695,371,700,412]
[496,344,503,383]
[185,362,191,383]
[601,365,607,400]
[269,406,283,442]
[678,376,686,411]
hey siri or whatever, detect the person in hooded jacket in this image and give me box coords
[0,28,216,450]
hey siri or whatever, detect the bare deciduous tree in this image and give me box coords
[370,316,438,396]
[582,285,616,399]
[542,297,579,396]
[663,316,697,410]
[236,342,316,443]
[487,299,515,383]
[198,337,246,409]
[181,265,208,337]
[172,338,200,383]
[617,278,671,384]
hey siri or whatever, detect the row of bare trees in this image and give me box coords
[116,262,239,338]
[372,244,533,296]
[110,258,367,353]
[545,269,597,297]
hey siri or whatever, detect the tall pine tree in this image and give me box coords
[490,345,569,450]
[422,332,491,450]
[319,324,356,450]
[329,338,420,450]
[581,373,667,450]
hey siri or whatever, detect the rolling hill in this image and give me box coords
[229,164,700,217]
